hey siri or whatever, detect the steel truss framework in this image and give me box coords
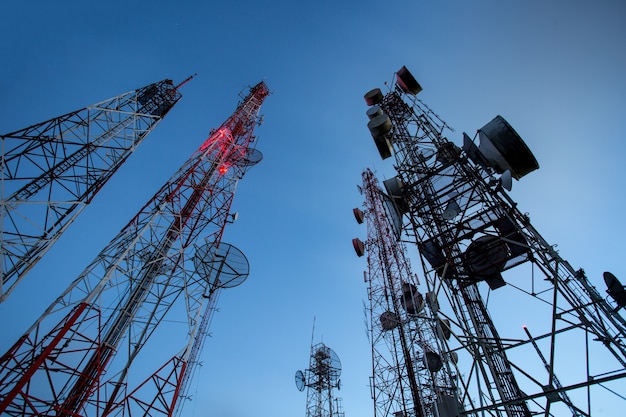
[0,81,270,416]
[0,77,188,301]
[358,168,459,417]
[360,68,626,417]
[301,342,344,417]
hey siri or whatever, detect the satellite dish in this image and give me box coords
[368,114,394,160]
[604,271,626,308]
[236,148,263,167]
[364,88,384,106]
[463,235,508,279]
[368,114,392,136]
[337,379,342,390]
[366,105,383,119]
[442,200,461,220]
[313,344,342,383]
[380,311,400,331]
[352,237,365,257]
[396,66,422,95]
[193,242,250,289]
[400,282,424,314]
[295,370,305,391]
[500,170,513,191]
[383,177,410,215]
[423,351,443,372]
[462,132,489,169]
[425,292,439,313]
[382,192,403,240]
[353,207,365,224]
[437,317,451,340]
[477,115,539,180]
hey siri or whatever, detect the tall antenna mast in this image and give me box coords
[353,168,459,417]
[295,340,345,417]
[354,66,626,416]
[0,81,269,416]
[0,77,192,301]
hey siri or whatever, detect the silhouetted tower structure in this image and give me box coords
[295,341,345,417]
[354,66,626,416]
[0,76,191,301]
[352,168,459,417]
[0,81,270,416]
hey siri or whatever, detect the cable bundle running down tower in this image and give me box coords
[0,76,191,302]
[0,81,270,416]
[354,66,626,416]
[295,341,345,417]
[353,168,458,417]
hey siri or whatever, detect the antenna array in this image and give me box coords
[354,66,626,416]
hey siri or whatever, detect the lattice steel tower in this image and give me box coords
[0,81,270,416]
[0,76,191,301]
[354,66,626,416]
[352,168,459,417]
[295,341,345,417]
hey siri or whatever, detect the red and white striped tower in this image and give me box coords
[0,81,269,416]
[353,168,459,417]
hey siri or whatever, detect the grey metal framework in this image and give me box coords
[0,78,188,301]
[355,168,459,417]
[297,342,345,417]
[358,66,626,416]
[0,81,269,416]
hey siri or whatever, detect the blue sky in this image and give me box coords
[1,1,625,416]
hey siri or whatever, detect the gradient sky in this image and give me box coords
[1,1,625,416]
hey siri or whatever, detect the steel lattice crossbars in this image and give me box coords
[357,66,626,417]
[0,78,186,301]
[0,81,269,416]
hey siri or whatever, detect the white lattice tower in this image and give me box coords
[0,77,190,301]
[0,81,269,416]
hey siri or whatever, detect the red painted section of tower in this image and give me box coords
[0,81,269,416]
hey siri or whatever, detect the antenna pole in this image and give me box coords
[311,316,316,351]
[176,73,197,89]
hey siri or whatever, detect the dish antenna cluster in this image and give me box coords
[295,341,344,417]
[353,66,626,416]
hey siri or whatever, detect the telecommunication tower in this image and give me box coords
[295,341,345,417]
[353,168,459,417]
[0,76,191,302]
[353,66,626,416]
[0,81,270,416]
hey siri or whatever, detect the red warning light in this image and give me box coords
[218,165,229,175]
